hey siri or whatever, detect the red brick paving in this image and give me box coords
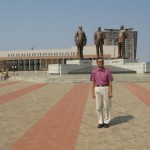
[10,83,90,150]
[0,81,20,87]
[0,83,46,105]
[124,83,150,107]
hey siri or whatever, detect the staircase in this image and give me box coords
[68,65,136,74]
[7,72,150,83]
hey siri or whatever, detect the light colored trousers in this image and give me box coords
[95,86,111,124]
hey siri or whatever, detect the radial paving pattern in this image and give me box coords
[0,80,150,150]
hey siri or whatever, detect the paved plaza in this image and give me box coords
[0,74,150,150]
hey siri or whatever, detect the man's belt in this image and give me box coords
[96,85,109,87]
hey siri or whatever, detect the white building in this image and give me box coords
[0,45,117,71]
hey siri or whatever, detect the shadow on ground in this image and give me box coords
[110,115,134,126]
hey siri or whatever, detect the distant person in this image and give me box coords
[94,27,105,58]
[115,25,127,58]
[74,26,87,59]
[90,57,114,128]
[0,70,2,80]
[2,69,7,80]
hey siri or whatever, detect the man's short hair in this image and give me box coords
[96,57,104,62]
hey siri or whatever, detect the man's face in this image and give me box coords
[97,59,104,68]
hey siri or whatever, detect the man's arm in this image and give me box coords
[91,81,95,99]
[108,81,113,98]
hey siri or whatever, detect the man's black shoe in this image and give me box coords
[104,123,109,128]
[97,124,104,128]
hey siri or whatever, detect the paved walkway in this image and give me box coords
[0,80,150,150]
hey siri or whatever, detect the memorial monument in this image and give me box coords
[94,27,105,58]
[74,26,87,59]
[115,25,127,59]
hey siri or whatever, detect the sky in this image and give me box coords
[0,0,150,62]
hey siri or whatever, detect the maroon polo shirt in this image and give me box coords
[90,67,114,86]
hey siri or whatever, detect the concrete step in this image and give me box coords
[7,73,150,83]
[68,65,136,74]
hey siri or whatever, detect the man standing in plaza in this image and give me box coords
[74,26,87,59]
[115,25,127,58]
[94,27,105,58]
[90,57,114,128]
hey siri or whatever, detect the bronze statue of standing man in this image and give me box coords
[94,27,105,58]
[74,26,87,59]
[115,25,127,59]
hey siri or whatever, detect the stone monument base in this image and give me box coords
[48,59,150,74]
[108,59,150,73]
[48,59,92,75]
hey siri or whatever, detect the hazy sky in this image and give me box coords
[0,0,150,61]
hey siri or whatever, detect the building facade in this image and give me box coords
[0,46,114,71]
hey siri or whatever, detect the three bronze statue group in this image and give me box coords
[74,25,127,59]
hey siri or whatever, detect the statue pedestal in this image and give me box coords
[48,58,150,74]
[104,59,149,73]
[104,59,137,65]
[48,59,92,75]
